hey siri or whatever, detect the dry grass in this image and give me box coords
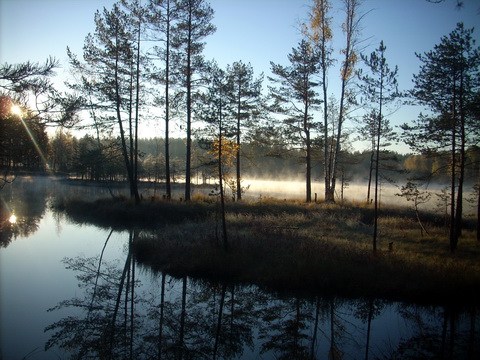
[54,197,480,304]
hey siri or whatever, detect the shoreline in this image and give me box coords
[54,197,480,306]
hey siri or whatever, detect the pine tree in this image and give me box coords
[172,0,215,201]
[402,23,480,252]
[226,61,263,201]
[147,0,178,199]
[358,40,400,252]
[269,39,322,203]
[197,62,231,249]
[78,2,144,202]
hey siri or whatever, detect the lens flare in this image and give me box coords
[9,214,17,224]
[11,104,23,116]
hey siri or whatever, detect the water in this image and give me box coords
[0,177,478,359]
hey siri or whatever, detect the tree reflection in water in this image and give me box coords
[44,229,480,359]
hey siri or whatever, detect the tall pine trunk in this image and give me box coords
[454,71,466,245]
[133,11,141,204]
[218,110,228,250]
[449,90,457,252]
[164,0,172,200]
[184,5,192,201]
[236,90,242,201]
[114,26,137,203]
[366,149,374,203]
[305,110,312,203]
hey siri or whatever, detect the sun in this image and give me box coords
[11,104,22,117]
[9,214,17,224]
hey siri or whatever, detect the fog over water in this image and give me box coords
[238,178,476,215]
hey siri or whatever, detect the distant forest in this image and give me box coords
[42,133,480,186]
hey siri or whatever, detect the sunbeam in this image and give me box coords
[12,105,50,171]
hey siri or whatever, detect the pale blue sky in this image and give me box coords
[1,0,479,152]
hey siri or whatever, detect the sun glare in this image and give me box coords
[11,104,22,117]
[9,214,17,224]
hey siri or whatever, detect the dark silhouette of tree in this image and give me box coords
[197,62,231,249]
[357,110,395,203]
[72,1,145,203]
[0,57,73,125]
[353,298,385,360]
[171,0,216,201]
[147,0,179,200]
[269,39,322,203]
[0,58,79,185]
[259,297,311,359]
[402,23,480,252]
[304,0,335,203]
[396,181,431,236]
[226,61,263,201]
[45,231,142,359]
[0,100,49,173]
[327,0,363,203]
[358,40,400,252]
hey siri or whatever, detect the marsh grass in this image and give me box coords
[53,196,212,229]
[55,197,480,304]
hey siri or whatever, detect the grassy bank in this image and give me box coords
[55,197,480,304]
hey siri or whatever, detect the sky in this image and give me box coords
[1,0,479,153]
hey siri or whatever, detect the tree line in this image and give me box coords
[1,0,479,251]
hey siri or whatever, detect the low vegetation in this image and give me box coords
[54,196,480,305]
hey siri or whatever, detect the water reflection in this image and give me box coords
[0,177,48,246]
[44,229,480,360]
[0,176,127,246]
[1,177,479,359]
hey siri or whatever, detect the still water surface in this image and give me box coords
[0,177,478,359]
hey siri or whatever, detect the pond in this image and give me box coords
[0,177,478,359]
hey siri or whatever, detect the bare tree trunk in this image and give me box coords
[236,88,242,201]
[449,86,457,253]
[218,115,228,250]
[133,11,141,204]
[454,71,466,244]
[366,149,374,203]
[305,111,312,203]
[329,0,359,203]
[165,0,172,200]
[184,6,193,201]
[373,70,384,253]
[114,26,138,203]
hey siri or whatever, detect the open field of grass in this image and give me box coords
[54,196,480,305]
